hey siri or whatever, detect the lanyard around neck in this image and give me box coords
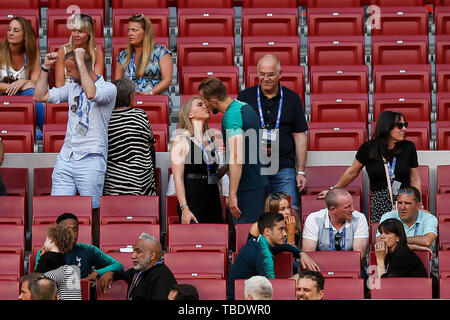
[256,85,283,130]
[129,51,144,86]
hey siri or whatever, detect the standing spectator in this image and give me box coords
[100,233,177,300]
[237,54,308,215]
[0,17,44,129]
[168,284,199,300]
[170,96,223,224]
[302,187,369,263]
[244,276,273,300]
[54,14,104,88]
[294,271,325,300]
[33,49,117,214]
[114,14,173,112]
[29,277,58,300]
[103,78,157,195]
[0,138,5,196]
[375,218,428,278]
[318,111,421,223]
[199,77,269,224]
[35,224,82,300]
[18,272,43,300]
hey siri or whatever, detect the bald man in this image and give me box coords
[29,277,58,300]
[100,233,177,300]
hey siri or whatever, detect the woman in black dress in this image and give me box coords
[319,111,421,223]
[170,96,223,224]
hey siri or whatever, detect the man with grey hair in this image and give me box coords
[29,277,58,300]
[244,276,273,300]
[302,187,369,262]
[237,54,308,217]
[100,233,177,300]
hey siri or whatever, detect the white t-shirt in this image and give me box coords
[166,173,230,197]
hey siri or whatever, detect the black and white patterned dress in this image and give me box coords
[103,107,156,196]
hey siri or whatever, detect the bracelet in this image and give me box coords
[297,171,306,177]
[41,65,50,72]
[179,202,188,210]
[329,186,336,190]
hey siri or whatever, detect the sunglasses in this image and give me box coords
[269,191,287,200]
[397,188,414,195]
[394,122,409,129]
[132,14,145,20]
[334,232,343,251]
[70,95,80,113]
[3,75,18,84]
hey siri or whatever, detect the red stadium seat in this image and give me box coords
[370,222,380,251]
[307,0,361,7]
[436,65,450,93]
[43,123,67,153]
[181,66,239,95]
[308,36,365,66]
[100,195,160,225]
[96,279,128,300]
[310,93,368,123]
[371,35,429,65]
[167,224,228,253]
[80,279,90,300]
[112,8,169,38]
[0,167,28,197]
[165,195,180,228]
[241,8,298,37]
[418,165,430,209]
[0,225,25,255]
[435,0,450,7]
[31,223,91,253]
[133,95,169,125]
[177,0,232,7]
[0,0,39,8]
[369,0,424,6]
[304,166,363,196]
[111,0,167,7]
[178,8,234,37]
[0,9,40,37]
[436,121,450,150]
[151,123,168,152]
[46,8,104,38]
[44,103,69,125]
[0,124,34,153]
[105,252,133,270]
[309,65,368,94]
[0,196,25,225]
[242,0,297,7]
[32,196,92,225]
[438,250,450,278]
[48,0,105,9]
[370,7,428,36]
[307,7,364,36]
[435,35,450,65]
[33,168,53,196]
[440,278,450,298]
[437,93,450,122]
[234,223,252,253]
[437,166,450,194]
[234,278,296,300]
[178,279,227,300]
[436,194,450,223]
[323,278,365,299]
[164,252,226,279]
[273,251,294,278]
[439,221,450,250]
[372,93,431,121]
[369,250,430,276]
[245,65,305,104]
[435,6,450,35]
[242,36,299,74]
[307,122,368,151]
[0,280,19,300]
[373,64,431,93]
[300,251,361,278]
[99,224,160,253]
[370,278,432,299]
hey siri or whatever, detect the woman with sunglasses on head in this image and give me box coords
[114,14,173,111]
[318,110,421,223]
[0,17,44,129]
[55,14,104,88]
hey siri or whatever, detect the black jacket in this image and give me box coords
[382,245,428,278]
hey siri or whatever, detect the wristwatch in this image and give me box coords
[179,202,188,210]
[296,171,306,177]
[41,65,50,72]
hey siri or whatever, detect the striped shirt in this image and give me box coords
[44,265,82,300]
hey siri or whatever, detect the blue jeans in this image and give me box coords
[17,88,45,130]
[51,153,107,209]
[268,168,299,211]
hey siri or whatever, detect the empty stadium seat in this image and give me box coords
[105,252,133,270]
[177,0,232,7]
[435,6,450,35]
[44,103,69,125]
[273,251,294,279]
[370,7,428,36]
[46,8,104,38]
[440,278,450,298]
[42,124,67,153]
[370,278,432,299]
[307,122,368,151]
[177,278,227,300]
[0,9,40,40]
[300,251,361,278]
[112,8,169,38]
[0,167,28,197]
[370,222,380,250]
[307,7,364,36]
[241,8,298,37]
[164,252,226,279]
[0,225,25,254]
[167,224,228,253]
[372,93,431,121]
[0,253,24,280]
[371,35,429,65]
[0,280,19,300]
[96,279,128,300]
[234,278,296,300]
[370,0,424,6]
[181,66,239,95]
[165,195,180,229]
[308,36,365,66]
[438,250,450,278]
[0,124,34,153]
[48,0,105,9]
[0,196,25,225]
[80,279,90,300]
[304,166,363,196]
[437,166,450,194]
[99,224,160,253]
[132,95,169,125]
[33,167,53,196]
[435,194,450,223]
[32,196,92,225]
[437,93,450,122]
[373,64,431,93]
[307,0,361,7]
[309,93,368,123]
[439,221,450,250]
[242,0,297,7]
[178,8,234,37]
[435,121,450,150]
[111,0,168,7]
[151,123,168,152]
[436,65,450,92]
[234,223,252,253]
[323,278,365,299]
[436,35,450,65]
[309,65,369,94]
[100,195,160,224]
[0,0,38,8]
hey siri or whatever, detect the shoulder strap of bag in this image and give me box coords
[382,157,395,210]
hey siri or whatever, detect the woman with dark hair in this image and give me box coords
[375,218,427,278]
[318,110,421,222]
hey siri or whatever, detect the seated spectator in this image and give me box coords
[0,17,44,129]
[0,138,5,196]
[35,224,82,300]
[55,14,104,88]
[29,277,58,300]
[302,187,369,262]
[114,14,173,112]
[168,284,199,300]
[35,213,124,285]
[103,78,157,196]
[18,272,43,300]
[375,218,427,278]
[227,211,319,300]
[376,186,437,254]
[100,233,177,300]
[294,271,325,300]
[244,276,273,300]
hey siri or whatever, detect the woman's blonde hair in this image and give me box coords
[0,17,38,77]
[264,192,289,214]
[63,14,96,66]
[123,14,155,79]
[178,96,211,138]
